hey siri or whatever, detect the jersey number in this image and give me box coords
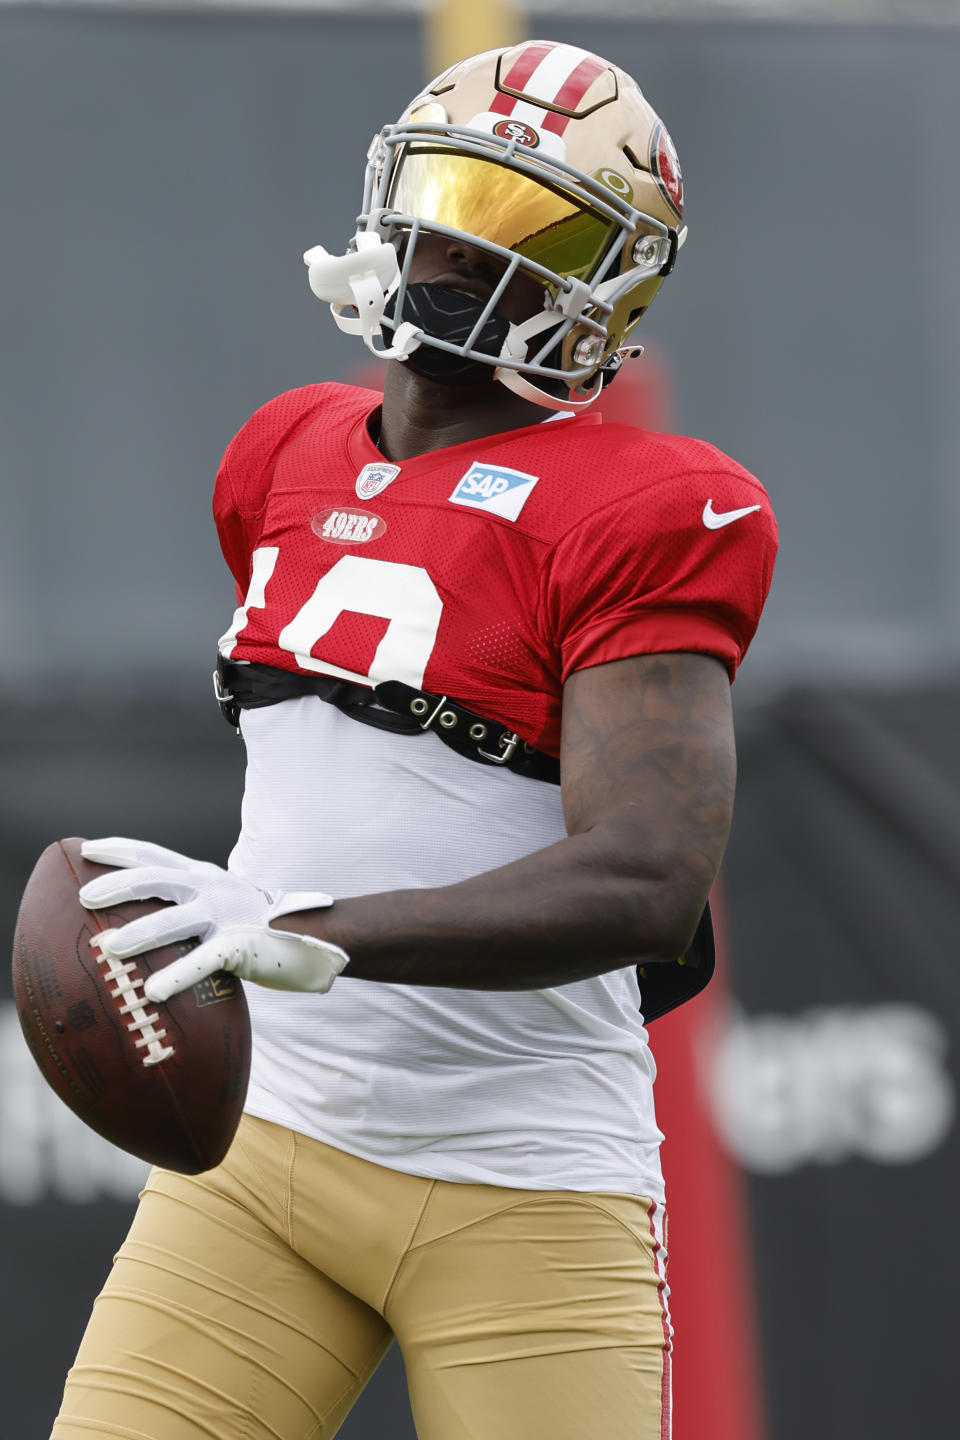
[219,548,443,688]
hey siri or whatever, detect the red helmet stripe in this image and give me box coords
[490,40,557,114]
[543,52,608,129]
[502,40,558,92]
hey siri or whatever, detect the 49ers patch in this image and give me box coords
[448,463,539,522]
[312,508,386,544]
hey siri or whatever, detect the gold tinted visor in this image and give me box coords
[388,147,618,282]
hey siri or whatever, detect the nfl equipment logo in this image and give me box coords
[356,462,401,500]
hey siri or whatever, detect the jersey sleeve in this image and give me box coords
[212,460,254,599]
[212,384,331,596]
[541,467,778,682]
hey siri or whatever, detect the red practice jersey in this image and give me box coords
[214,383,778,756]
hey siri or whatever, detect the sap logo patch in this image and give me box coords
[448,463,539,522]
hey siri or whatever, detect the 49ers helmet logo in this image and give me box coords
[493,119,540,149]
[651,121,683,217]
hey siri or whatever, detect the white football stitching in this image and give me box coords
[90,930,175,1067]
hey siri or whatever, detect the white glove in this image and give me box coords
[78,837,349,1003]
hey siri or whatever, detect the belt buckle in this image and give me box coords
[478,730,520,766]
[212,668,233,707]
[212,663,240,732]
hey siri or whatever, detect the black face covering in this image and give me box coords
[383,282,511,384]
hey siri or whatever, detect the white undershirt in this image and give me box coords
[229,696,665,1198]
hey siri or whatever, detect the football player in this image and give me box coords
[51,40,777,1440]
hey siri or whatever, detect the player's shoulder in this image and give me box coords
[613,424,773,524]
[624,423,765,482]
[513,417,774,539]
[217,381,376,517]
[558,419,766,492]
[612,425,777,552]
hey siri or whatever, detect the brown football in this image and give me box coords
[11,836,251,1174]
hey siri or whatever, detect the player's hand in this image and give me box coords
[77,837,349,1002]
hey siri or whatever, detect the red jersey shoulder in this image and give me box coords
[591,423,775,535]
[213,381,378,591]
[537,424,777,686]
[215,382,376,520]
[471,418,773,545]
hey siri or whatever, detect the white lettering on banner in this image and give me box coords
[0,1004,149,1204]
[707,1004,955,1173]
[312,509,386,545]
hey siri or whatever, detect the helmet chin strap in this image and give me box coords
[495,310,604,412]
[495,365,604,412]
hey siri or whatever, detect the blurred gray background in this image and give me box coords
[2,4,958,1439]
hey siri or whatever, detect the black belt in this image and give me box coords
[214,654,561,784]
[213,653,714,1022]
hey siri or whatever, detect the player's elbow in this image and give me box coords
[658,889,710,960]
[596,809,725,962]
[615,863,715,963]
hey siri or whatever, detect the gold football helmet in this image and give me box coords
[304,40,686,410]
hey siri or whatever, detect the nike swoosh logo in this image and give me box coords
[702,498,762,530]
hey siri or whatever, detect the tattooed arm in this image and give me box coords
[277,652,736,989]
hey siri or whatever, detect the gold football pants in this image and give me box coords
[51,1114,672,1440]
